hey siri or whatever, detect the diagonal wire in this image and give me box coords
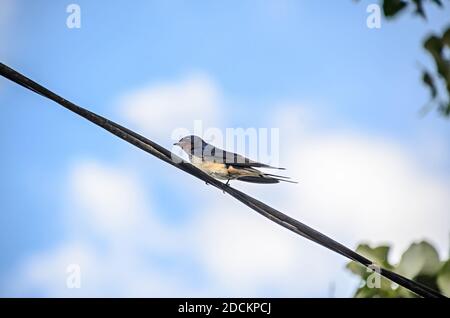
[0,62,445,298]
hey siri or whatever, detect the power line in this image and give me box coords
[0,62,445,298]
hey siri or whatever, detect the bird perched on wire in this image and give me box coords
[173,135,296,185]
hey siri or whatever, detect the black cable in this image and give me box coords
[0,62,445,298]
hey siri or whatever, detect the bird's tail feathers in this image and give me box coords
[236,174,298,184]
[264,173,298,183]
[263,165,285,170]
[236,176,280,184]
[264,173,291,179]
[276,178,298,184]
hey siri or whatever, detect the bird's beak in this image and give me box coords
[173,142,179,146]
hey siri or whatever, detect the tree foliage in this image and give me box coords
[347,240,450,297]
[363,0,450,117]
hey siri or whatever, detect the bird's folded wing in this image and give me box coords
[202,146,284,169]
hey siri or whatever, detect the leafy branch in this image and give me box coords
[363,0,450,117]
[347,240,450,297]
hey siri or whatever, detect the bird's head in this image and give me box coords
[173,135,206,155]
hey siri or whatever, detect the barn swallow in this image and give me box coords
[174,135,296,185]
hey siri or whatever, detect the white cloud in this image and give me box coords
[13,242,99,297]
[190,201,342,296]
[119,73,222,141]
[69,161,149,234]
[65,160,184,252]
[274,106,450,261]
[6,161,196,297]
[7,158,342,297]
[11,241,196,297]
[6,76,450,297]
[196,208,298,284]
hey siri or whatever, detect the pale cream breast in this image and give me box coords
[190,156,229,180]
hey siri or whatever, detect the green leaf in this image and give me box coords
[383,0,408,17]
[430,0,443,7]
[347,244,392,279]
[437,260,450,296]
[397,241,441,278]
[355,244,391,267]
[442,28,450,46]
[396,285,417,298]
[347,241,449,298]
[412,0,427,19]
[422,29,450,118]
[346,243,394,297]
[422,71,437,99]
[424,35,443,58]
[439,102,450,117]
[346,261,366,277]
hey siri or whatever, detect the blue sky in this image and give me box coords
[0,0,449,297]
